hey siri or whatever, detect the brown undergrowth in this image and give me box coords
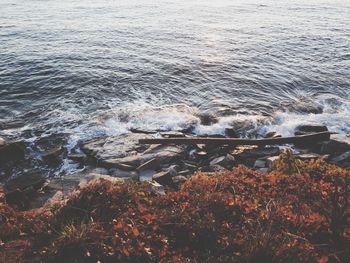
[0,155,349,262]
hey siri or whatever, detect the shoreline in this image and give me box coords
[0,124,349,210]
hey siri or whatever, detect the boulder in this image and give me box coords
[198,114,218,126]
[0,137,7,148]
[5,170,45,193]
[82,173,125,185]
[294,125,328,136]
[225,128,238,138]
[42,145,65,163]
[209,154,235,169]
[235,147,280,159]
[137,158,160,172]
[317,134,350,155]
[152,170,173,186]
[0,141,26,164]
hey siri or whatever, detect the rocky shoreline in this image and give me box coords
[1,124,350,210]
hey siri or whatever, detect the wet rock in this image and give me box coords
[225,128,238,138]
[42,145,65,163]
[109,168,136,178]
[294,125,328,136]
[129,128,158,134]
[67,153,88,162]
[265,156,280,164]
[5,170,45,193]
[0,140,26,164]
[137,158,160,172]
[198,114,218,126]
[178,170,191,176]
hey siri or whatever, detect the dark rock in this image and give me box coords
[178,170,191,176]
[331,151,350,164]
[225,128,238,138]
[145,181,165,196]
[101,155,141,170]
[236,147,280,159]
[259,168,271,173]
[152,170,173,186]
[0,140,26,164]
[42,145,65,163]
[198,114,218,126]
[317,134,350,155]
[264,132,281,138]
[294,125,328,136]
[137,158,160,172]
[91,167,109,175]
[5,170,45,193]
[129,128,158,134]
[84,173,125,184]
[67,153,88,162]
[209,154,235,169]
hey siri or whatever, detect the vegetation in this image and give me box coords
[0,155,349,262]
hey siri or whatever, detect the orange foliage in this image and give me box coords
[0,160,349,262]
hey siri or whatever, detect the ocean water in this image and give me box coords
[0,0,349,158]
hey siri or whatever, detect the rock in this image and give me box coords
[265,156,280,164]
[236,147,280,159]
[167,165,179,176]
[172,175,187,184]
[152,170,173,185]
[225,128,238,138]
[137,158,160,172]
[198,114,218,126]
[264,132,281,138]
[141,145,185,164]
[5,170,45,193]
[178,170,191,176]
[42,145,65,163]
[294,125,328,136]
[331,151,350,164]
[209,154,235,169]
[317,134,350,155]
[0,141,25,164]
[67,153,88,162]
[139,170,156,182]
[296,153,321,160]
[195,151,208,157]
[254,159,267,168]
[129,128,158,134]
[101,155,141,170]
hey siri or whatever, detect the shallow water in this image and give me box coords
[0,0,349,157]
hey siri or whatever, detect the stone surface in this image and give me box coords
[225,128,238,138]
[172,175,187,184]
[139,169,156,182]
[296,153,321,160]
[294,125,328,136]
[5,170,45,193]
[137,158,160,172]
[83,173,125,185]
[331,151,350,164]
[0,141,26,164]
[42,145,65,163]
[0,137,7,148]
[67,153,88,162]
[152,170,173,185]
